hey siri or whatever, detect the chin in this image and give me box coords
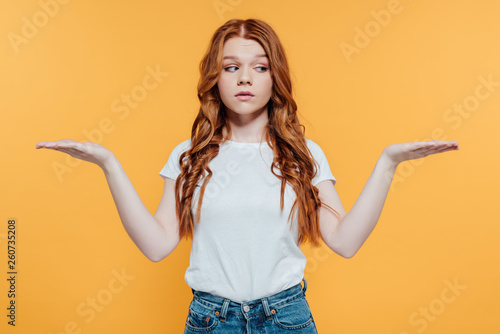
[228,106,267,115]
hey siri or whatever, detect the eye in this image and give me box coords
[223,65,269,72]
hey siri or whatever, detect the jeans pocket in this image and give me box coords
[185,299,220,332]
[272,295,314,330]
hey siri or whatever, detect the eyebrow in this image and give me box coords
[223,54,268,60]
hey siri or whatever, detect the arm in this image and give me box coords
[319,140,459,258]
[102,157,180,262]
[36,139,180,262]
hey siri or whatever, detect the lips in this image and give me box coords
[235,91,254,97]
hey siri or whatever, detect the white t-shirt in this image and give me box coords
[159,138,336,303]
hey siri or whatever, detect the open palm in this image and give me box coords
[36,139,114,169]
[384,140,459,165]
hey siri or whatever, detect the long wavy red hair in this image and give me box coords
[174,18,340,246]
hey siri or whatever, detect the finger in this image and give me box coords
[36,141,59,149]
[414,140,457,152]
[433,141,458,150]
[422,145,458,156]
[408,148,434,159]
[420,140,456,147]
[409,143,437,155]
[54,140,81,150]
[36,139,77,149]
[409,144,446,158]
[411,141,440,151]
[407,141,456,158]
[432,145,459,154]
[410,141,433,150]
[432,140,458,149]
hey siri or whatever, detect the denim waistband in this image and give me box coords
[190,278,308,320]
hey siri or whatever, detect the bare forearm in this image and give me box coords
[101,156,169,261]
[333,150,398,258]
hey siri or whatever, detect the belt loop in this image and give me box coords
[220,299,230,320]
[261,298,272,318]
[302,277,307,293]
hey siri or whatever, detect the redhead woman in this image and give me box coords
[37,18,458,333]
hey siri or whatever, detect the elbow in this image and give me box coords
[332,243,357,259]
[148,255,164,263]
[341,250,357,259]
[328,232,358,259]
[144,237,179,263]
[145,250,168,263]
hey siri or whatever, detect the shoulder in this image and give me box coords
[304,138,319,149]
[171,138,192,154]
[304,138,325,157]
[165,138,192,163]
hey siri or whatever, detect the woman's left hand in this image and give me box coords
[383,140,459,166]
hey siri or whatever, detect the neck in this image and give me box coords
[223,106,268,143]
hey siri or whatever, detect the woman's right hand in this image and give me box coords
[36,139,116,169]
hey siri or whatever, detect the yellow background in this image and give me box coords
[1,0,499,333]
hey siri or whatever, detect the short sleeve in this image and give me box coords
[159,139,192,180]
[306,139,337,187]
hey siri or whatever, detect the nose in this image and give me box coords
[238,66,252,86]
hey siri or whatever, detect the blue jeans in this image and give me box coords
[184,278,318,333]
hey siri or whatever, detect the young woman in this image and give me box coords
[36,18,459,333]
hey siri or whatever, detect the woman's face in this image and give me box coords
[217,37,273,121]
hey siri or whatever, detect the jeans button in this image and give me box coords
[243,305,250,312]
